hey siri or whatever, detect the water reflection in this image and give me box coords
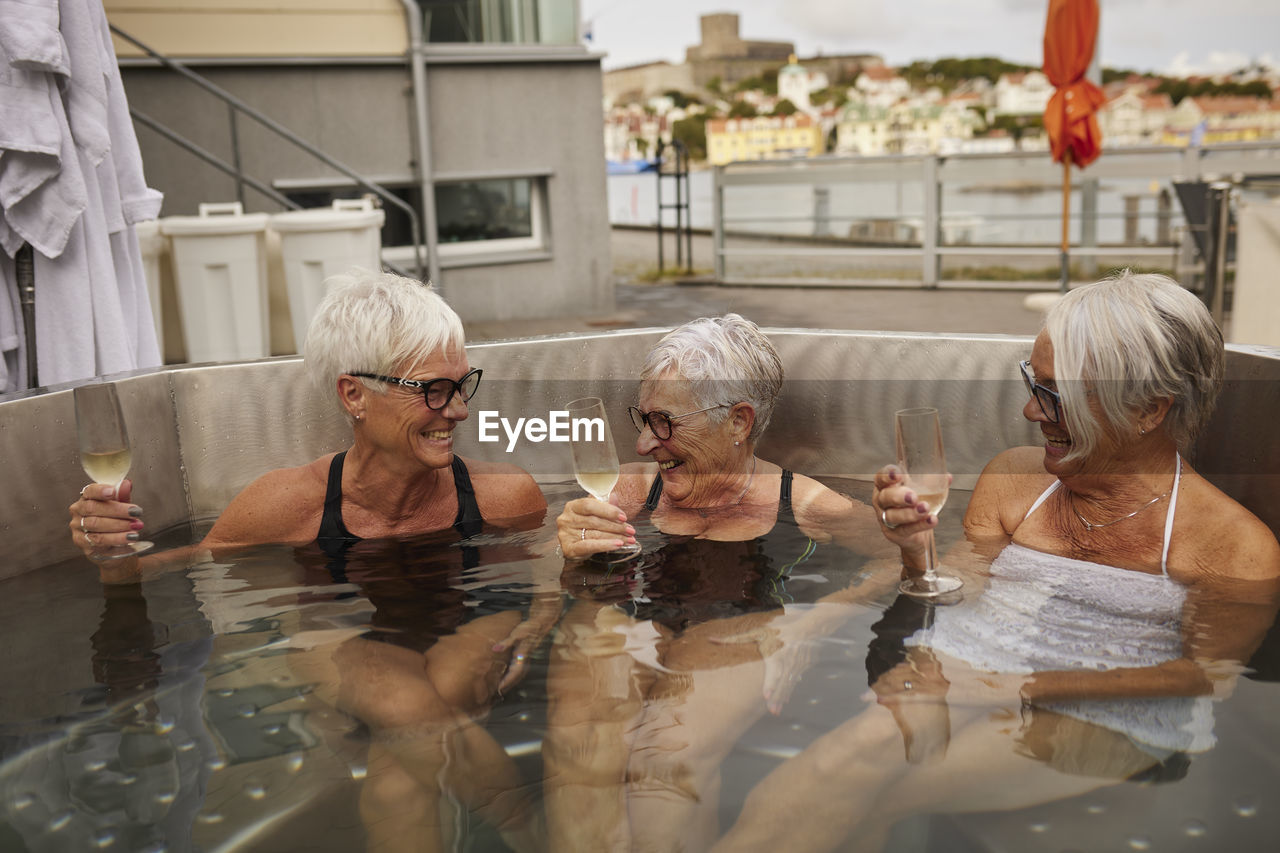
[1,485,1278,851]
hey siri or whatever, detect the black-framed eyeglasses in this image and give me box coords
[1019,360,1061,424]
[627,403,729,440]
[351,368,482,410]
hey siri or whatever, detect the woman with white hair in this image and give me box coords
[712,272,1280,852]
[545,314,891,851]
[69,270,550,851]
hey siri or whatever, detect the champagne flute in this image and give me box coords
[566,397,641,563]
[895,407,961,598]
[74,382,154,559]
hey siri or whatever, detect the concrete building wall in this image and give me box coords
[425,60,613,320]
[121,64,416,217]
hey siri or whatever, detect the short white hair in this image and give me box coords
[640,314,783,442]
[304,269,465,416]
[1046,270,1223,463]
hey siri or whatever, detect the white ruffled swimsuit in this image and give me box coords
[909,454,1216,753]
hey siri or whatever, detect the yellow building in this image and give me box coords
[706,113,823,165]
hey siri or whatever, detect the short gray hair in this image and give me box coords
[640,314,783,442]
[1046,270,1223,463]
[304,269,465,416]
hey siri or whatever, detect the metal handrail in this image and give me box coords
[111,25,426,280]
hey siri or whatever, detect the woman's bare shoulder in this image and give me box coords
[458,456,548,521]
[203,455,334,548]
[1176,471,1280,583]
[964,446,1056,538]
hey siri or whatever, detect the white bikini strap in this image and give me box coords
[1161,452,1182,577]
[1023,479,1062,521]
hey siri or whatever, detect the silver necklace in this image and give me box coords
[1070,486,1169,532]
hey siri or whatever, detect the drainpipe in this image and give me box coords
[400,0,442,289]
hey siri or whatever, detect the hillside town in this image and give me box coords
[603,12,1280,167]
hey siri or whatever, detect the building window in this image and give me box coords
[419,0,578,45]
[434,177,544,256]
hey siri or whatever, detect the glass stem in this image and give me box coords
[921,530,939,589]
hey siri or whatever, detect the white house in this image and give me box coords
[994,70,1053,116]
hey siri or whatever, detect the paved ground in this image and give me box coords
[464,228,1053,342]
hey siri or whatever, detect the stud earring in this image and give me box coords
[734,440,741,447]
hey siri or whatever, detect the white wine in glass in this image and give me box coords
[566,396,640,562]
[74,382,154,559]
[895,407,961,598]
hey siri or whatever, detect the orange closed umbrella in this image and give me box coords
[1043,0,1105,290]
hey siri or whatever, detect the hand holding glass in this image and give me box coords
[895,407,961,598]
[74,383,153,559]
[566,397,641,562]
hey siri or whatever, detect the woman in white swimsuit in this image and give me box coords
[712,271,1280,853]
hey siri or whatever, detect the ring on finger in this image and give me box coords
[880,508,900,530]
[581,528,587,541]
[80,517,87,532]
[84,531,96,546]
[80,484,92,497]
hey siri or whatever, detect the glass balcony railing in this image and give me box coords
[419,0,578,45]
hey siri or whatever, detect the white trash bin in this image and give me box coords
[134,219,166,355]
[269,199,385,350]
[161,202,270,362]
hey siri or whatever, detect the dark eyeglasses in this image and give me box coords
[351,368,482,410]
[627,403,728,440]
[1019,360,1061,423]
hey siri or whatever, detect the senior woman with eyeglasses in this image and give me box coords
[68,270,551,852]
[545,314,893,851]
[710,272,1280,853]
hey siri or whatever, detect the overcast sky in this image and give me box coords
[582,0,1278,77]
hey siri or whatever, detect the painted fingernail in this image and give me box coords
[928,514,939,525]
[917,504,929,514]
[128,506,143,518]
[127,533,140,541]
[103,487,115,499]
[615,541,625,549]
[905,492,916,504]
[625,525,635,535]
[131,520,144,530]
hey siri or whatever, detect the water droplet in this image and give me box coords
[1182,819,1207,837]
[177,739,195,752]
[154,792,177,805]
[236,704,257,719]
[285,753,304,773]
[11,793,34,811]
[1233,798,1257,818]
[517,712,531,723]
[93,829,116,848]
[808,697,820,705]
[119,774,138,786]
[155,717,175,734]
[789,723,803,731]
[47,810,74,832]
[1128,836,1151,850]
[206,758,226,772]
[1086,803,1106,815]
[1028,822,1048,833]
[216,688,234,697]
[349,762,368,781]
[263,724,281,736]
[196,811,224,825]
[243,781,267,800]
[84,758,107,772]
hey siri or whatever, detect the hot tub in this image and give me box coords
[1,329,1277,851]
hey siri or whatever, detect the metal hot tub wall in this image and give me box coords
[1,329,1277,580]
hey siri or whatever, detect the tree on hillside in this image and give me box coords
[771,98,798,116]
[728,100,759,119]
[664,89,702,109]
[706,76,723,97]
[672,115,709,161]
